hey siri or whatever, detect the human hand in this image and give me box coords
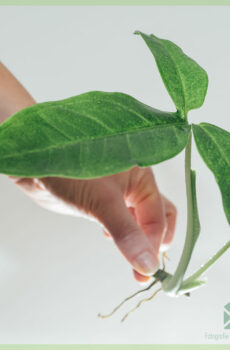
[11,166,177,283]
[0,63,177,282]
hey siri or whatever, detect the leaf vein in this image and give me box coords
[38,109,73,141]
[200,125,230,169]
[0,123,187,161]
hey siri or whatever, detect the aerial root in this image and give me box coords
[98,278,159,319]
[121,286,162,322]
[98,251,169,320]
[162,251,170,271]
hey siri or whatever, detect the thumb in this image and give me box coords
[95,191,159,276]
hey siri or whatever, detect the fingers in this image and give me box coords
[102,206,137,239]
[101,169,177,282]
[102,228,112,240]
[9,176,37,193]
[132,269,151,283]
[95,190,159,276]
[161,195,177,251]
[128,168,167,259]
[9,176,46,196]
[103,198,177,281]
[103,206,155,282]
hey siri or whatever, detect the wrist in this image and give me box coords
[0,62,36,124]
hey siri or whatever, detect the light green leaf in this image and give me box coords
[0,91,190,179]
[192,123,230,225]
[181,240,230,289]
[135,31,208,117]
[178,278,206,296]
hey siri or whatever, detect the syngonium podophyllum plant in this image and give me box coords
[0,32,230,321]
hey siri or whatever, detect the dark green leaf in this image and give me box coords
[192,123,230,225]
[135,31,208,116]
[0,91,190,179]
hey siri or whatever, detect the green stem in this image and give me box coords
[159,130,230,297]
[182,240,230,286]
[162,133,198,296]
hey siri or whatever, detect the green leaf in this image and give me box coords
[135,31,208,117]
[0,91,190,179]
[192,123,230,225]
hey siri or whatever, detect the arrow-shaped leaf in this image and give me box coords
[135,31,208,117]
[192,123,230,225]
[0,91,190,179]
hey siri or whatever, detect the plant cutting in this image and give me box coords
[0,31,230,321]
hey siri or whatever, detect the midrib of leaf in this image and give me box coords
[199,124,230,169]
[0,121,187,161]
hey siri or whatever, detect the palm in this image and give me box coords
[11,166,177,280]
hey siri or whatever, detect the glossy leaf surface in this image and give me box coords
[0,91,190,179]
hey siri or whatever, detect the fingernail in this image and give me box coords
[134,251,159,276]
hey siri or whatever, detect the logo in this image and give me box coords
[224,303,230,329]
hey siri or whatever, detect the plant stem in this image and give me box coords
[162,133,199,296]
[162,132,230,297]
[182,240,230,286]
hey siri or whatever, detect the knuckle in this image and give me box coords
[142,220,166,234]
[170,203,178,217]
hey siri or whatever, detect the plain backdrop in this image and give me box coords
[0,5,230,344]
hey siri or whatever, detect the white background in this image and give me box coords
[0,5,230,344]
